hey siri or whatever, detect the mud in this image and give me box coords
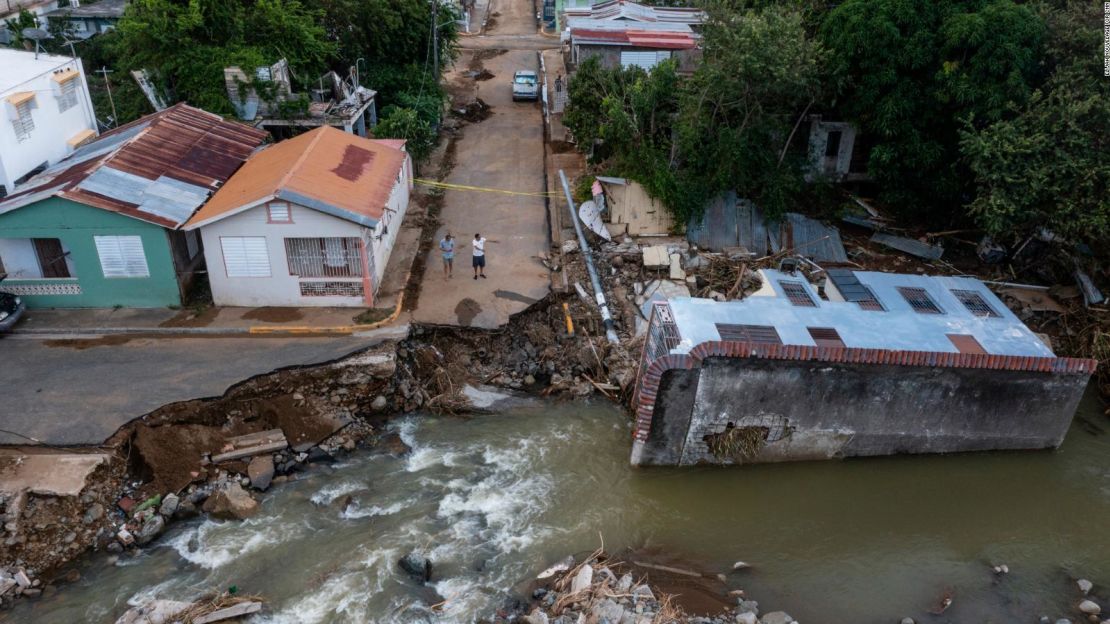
[453,98,494,123]
[42,335,134,350]
[241,307,305,323]
[455,297,483,325]
[158,306,219,328]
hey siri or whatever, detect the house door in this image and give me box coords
[32,238,71,278]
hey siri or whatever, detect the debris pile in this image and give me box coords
[520,551,797,624]
[116,592,263,624]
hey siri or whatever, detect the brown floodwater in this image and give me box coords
[9,390,1110,623]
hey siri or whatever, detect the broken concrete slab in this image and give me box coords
[642,245,670,268]
[870,232,944,260]
[997,287,1067,314]
[211,429,288,464]
[115,599,194,624]
[0,450,110,497]
[669,253,686,280]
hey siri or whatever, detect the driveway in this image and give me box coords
[0,330,403,446]
[411,0,551,329]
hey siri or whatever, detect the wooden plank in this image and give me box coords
[226,429,285,448]
[193,601,263,624]
[211,440,288,464]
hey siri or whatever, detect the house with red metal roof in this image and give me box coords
[565,18,701,73]
[183,126,412,308]
[0,103,267,308]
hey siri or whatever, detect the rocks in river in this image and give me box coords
[378,432,412,456]
[992,564,1010,574]
[201,482,259,520]
[733,561,751,571]
[398,552,432,583]
[1078,579,1094,595]
[1079,600,1101,616]
[371,395,389,412]
[135,515,165,546]
[158,493,179,518]
[82,503,105,525]
[247,455,275,491]
[735,613,758,624]
[900,618,916,624]
[760,612,798,624]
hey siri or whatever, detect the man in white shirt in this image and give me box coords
[471,233,487,280]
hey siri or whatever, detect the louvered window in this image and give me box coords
[267,202,292,223]
[716,323,782,344]
[897,287,943,314]
[95,235,149,278]
[12,100,34,142]
[779,281,817,307]
[57,78,79,112]
[950,289,1000,318]
[221,236,270,277]
[807,327,845,348]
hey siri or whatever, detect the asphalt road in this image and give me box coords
[0,332,398,446]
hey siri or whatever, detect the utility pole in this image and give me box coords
[96,67,117,128]
[431,0,439,84]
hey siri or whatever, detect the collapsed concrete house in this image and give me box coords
[224,60,377,138]
[631,267,1095,466]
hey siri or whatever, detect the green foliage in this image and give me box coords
[113,0,336,114]
[820,0,1044,220]
[373,106,436,161]
[319,0,457,78]
[960,2,1110,244]
[677,4,826,221]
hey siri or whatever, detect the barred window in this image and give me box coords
[779,281,817,307]
[897,287,943,314]
[285,237,362,277]
[950,289,1000,318]
[716,323,782,344]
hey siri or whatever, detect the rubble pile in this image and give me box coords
[521,553,797,624]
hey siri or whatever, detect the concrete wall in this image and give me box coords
[602,179,674,236]
[0,197,181,308]
[635,356,1091,466]
[0,56,97,193]
[198,202,370,307]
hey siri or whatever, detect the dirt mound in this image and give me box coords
[241,307,304,323]
[453,98,493,123]
[473,69,495,81]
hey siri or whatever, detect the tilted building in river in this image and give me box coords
[632,267,1095,466]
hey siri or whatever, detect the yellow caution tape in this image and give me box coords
[414,178,561,198]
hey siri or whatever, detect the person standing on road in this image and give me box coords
[439,233,455,279]
[471,233,487,280]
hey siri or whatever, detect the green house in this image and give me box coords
[0,104,267,308]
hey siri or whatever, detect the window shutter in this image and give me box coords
[620,51,666,70]
[95,235,150,278]
[268,202,291,222]
[221,237,270,277]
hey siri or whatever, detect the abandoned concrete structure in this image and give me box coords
[631,268,1096,466]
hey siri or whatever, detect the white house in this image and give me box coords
[183,126,411,307]
[0,48,98,196]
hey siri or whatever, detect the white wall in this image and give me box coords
[198,202,370,307]
[0,56,98,193]
[0,236,76,277]
[369,154,412,288]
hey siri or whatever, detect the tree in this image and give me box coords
[318,0,457,80]
[676,4,827,220]
[960,2,1110,244]
[113,0,336,114]
[373,106,436,161]
[820,0,1044,222]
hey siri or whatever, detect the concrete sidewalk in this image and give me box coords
[10,306,378,335]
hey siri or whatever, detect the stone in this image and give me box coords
[523,610,550,624]
[83,503,105,525]
[63,569,80,584]
[135,515,165,546]
[1080,601,1102,616]
[732,561,751,571]
[735,614,758,624]
[239,477,251,488]
[1079,579,1094,595]
[158,494,179,518]
[247,455,275,491]
[398,553,432,583]
[760,612,796,624]
[106,541,123,553]
[900,619,915,624]
[371,396,389,411]
[571,565,593,594]
[13,569,31,588]
[617,573,633,593]
[631,585,654,602]
[201,482,259,520]
[306,447,335,464]
[592,598,625,622]
[174,499,197,519]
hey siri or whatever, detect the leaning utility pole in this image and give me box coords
[96,66,117,127]
[431,0,439,83]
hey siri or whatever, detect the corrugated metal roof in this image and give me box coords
[571,26,697,49]
[565,0,705,24]
[0,103,268,228]
[184,126,407,230]
[686,195,847,263]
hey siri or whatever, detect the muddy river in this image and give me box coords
[9,393,1110,623]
